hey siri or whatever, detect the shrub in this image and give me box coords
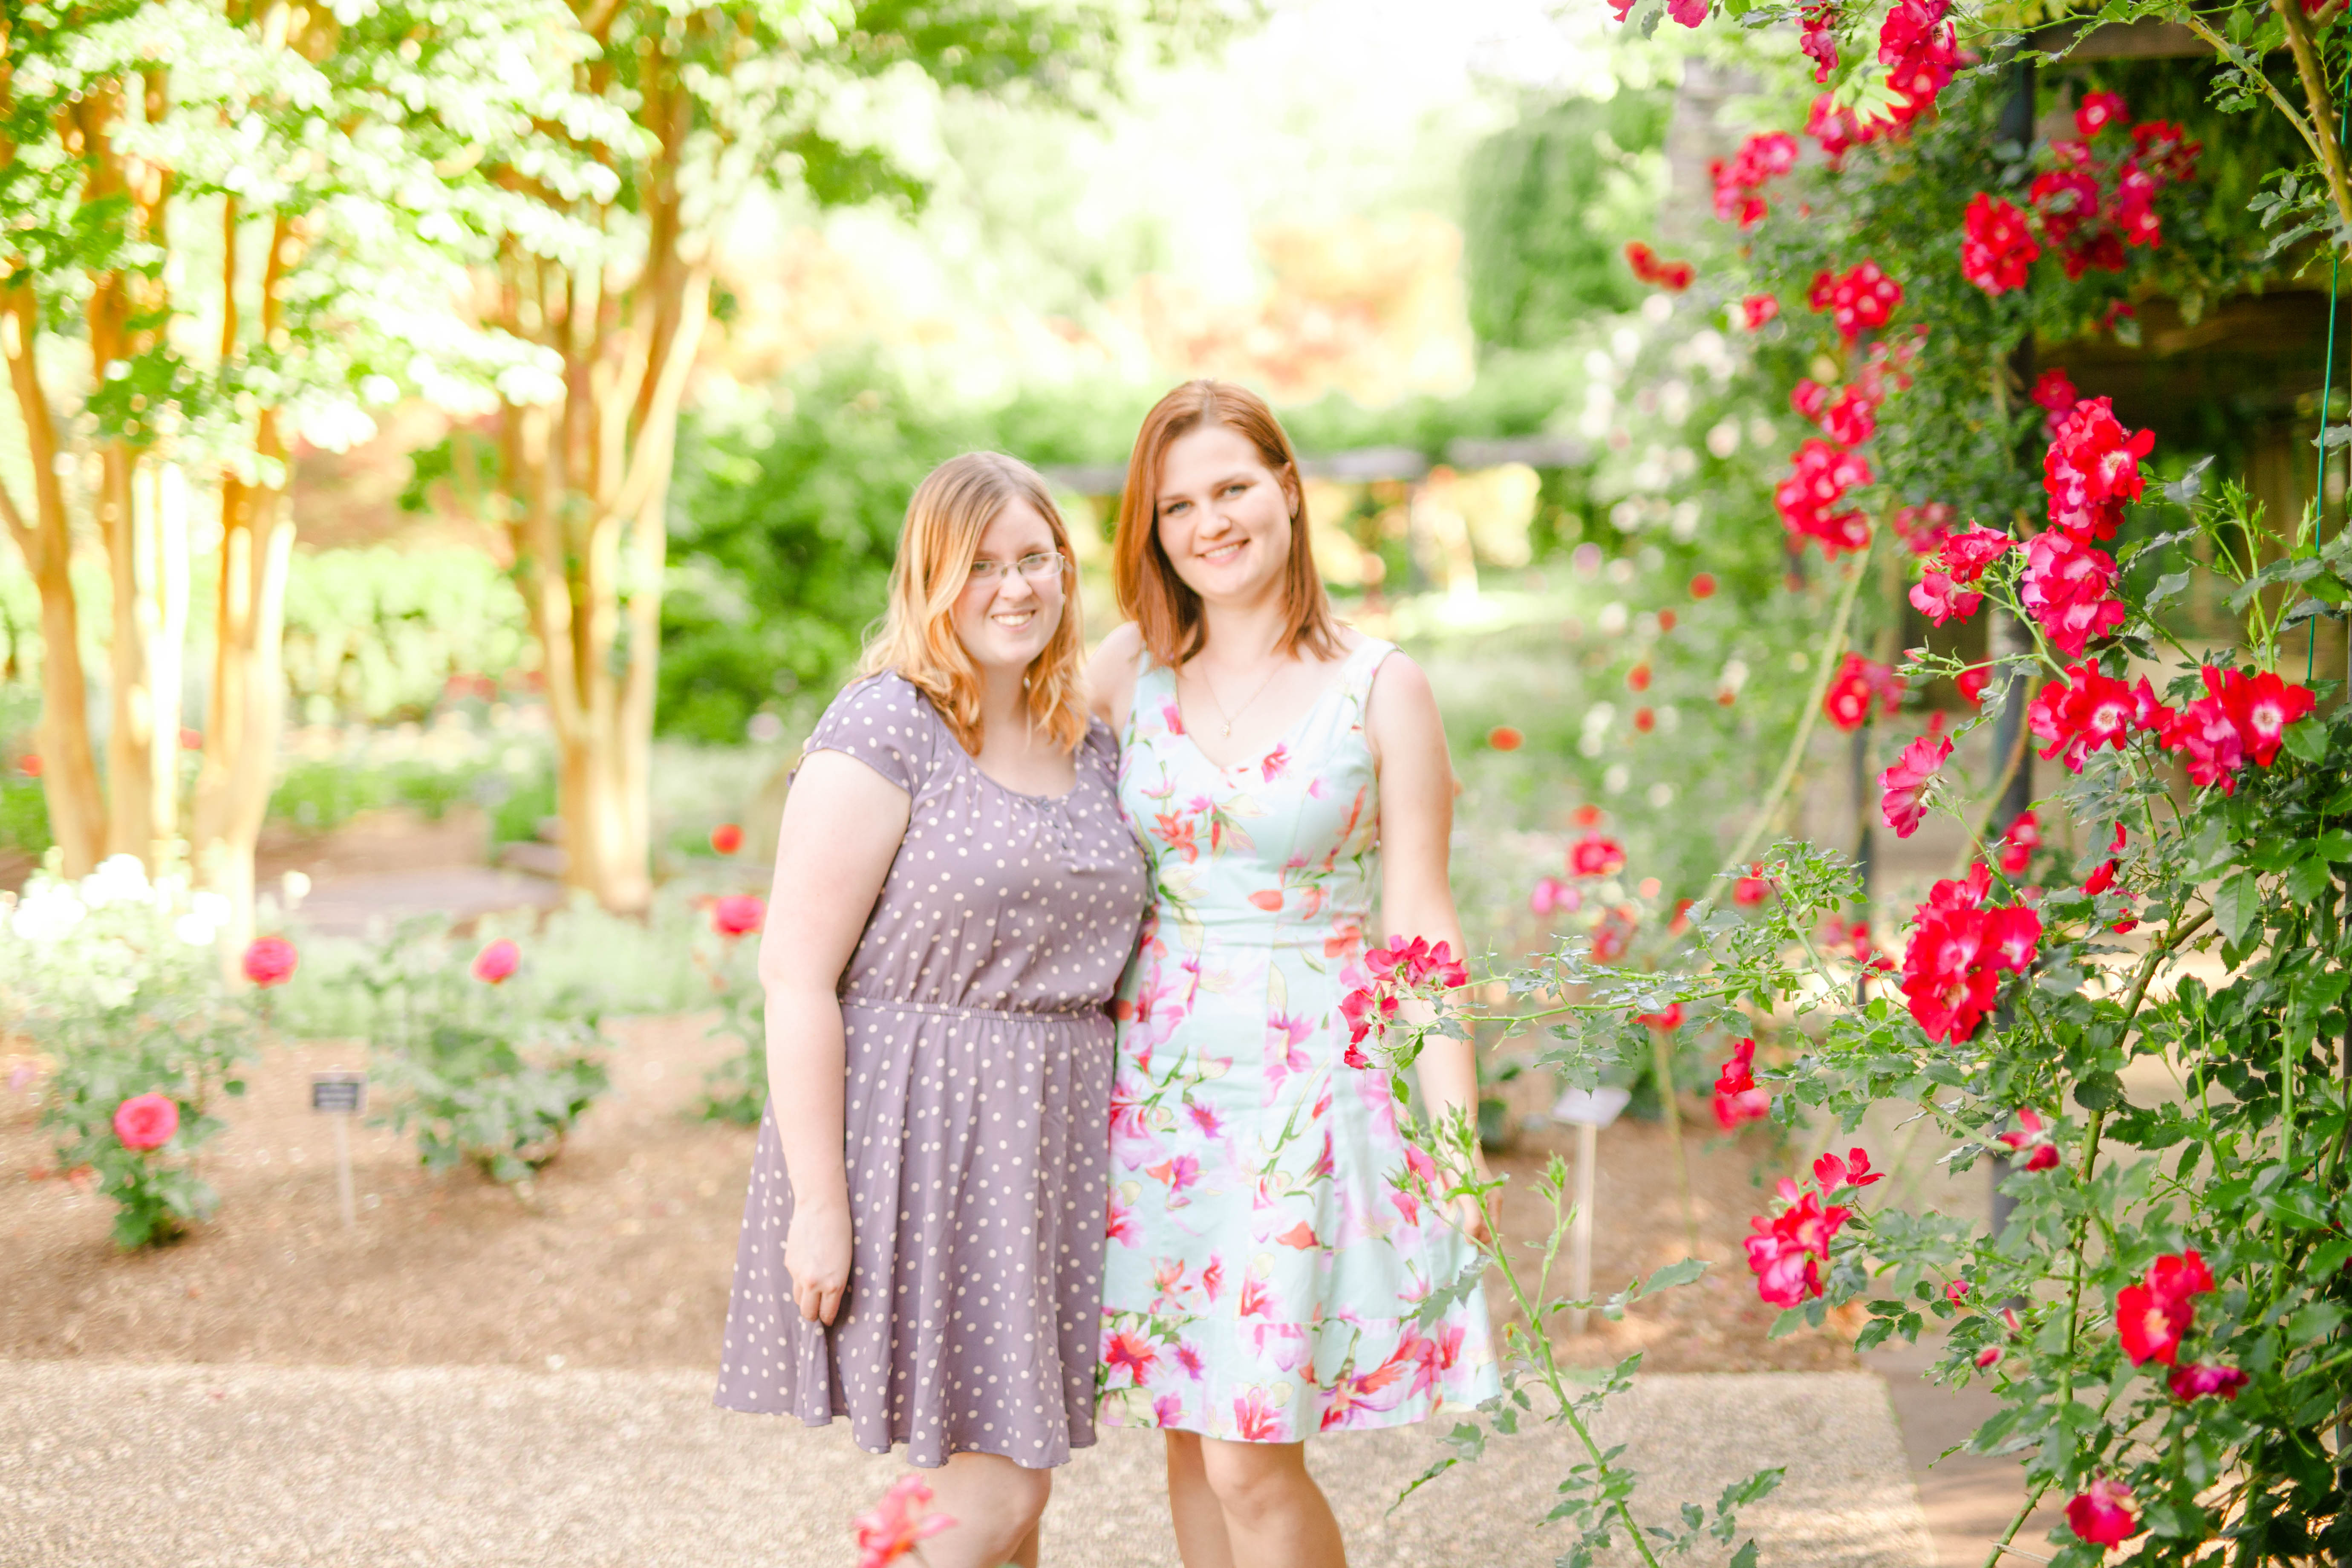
[0,857,261,1248]
[690,895,768,1126]
[342,920,610,1184]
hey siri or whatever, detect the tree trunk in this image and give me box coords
[0,282,106,877]
[79,72,179,870]
[192,202,301,946]
[193,440,293,952]
[94,449,187,866]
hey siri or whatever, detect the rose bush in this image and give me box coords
[692,892,772,1126]
[1443,0,2352,1559]
[0,856,261,1247]
[341,919,610,1184]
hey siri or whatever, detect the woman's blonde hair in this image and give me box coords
[859,451,1090,755]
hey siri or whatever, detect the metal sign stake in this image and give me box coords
[1549,1086,1631,1337]
[310,1071,366,1230]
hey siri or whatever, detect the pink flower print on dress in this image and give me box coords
[1233,1389,1284,1441]
[1263,1011,1315,1103]
[1107,1190,1139,1247]
[1186,1100,1223,1138]
[1198,1259,1224,1304]
[1151,812,1199,862]
[1153,1393,1186,1427]
[1236,1265,1275,1320]
[1152,1257,1191,1310]
[1105,1330,1159,1384]
[1175,1341,1206,1380]
[1320,1353,1412,1429]
[1108,1080,1157,1163]
[1248,1320,1311,1372]
[1261,744,1290,782]
[1147,1154,1202,1207]
[1397,1322,1466,1399]
[1162,700,1186,736]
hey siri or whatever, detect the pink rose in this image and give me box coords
[471,938,520,985]
[242,936,298,988]
[113,1092,179,1152]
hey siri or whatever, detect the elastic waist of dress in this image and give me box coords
[840,996,1108,1023]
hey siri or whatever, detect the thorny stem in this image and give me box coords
[1482,1191,1669,1568]
[1985,907,2207,1568]
[1724,552,1870,877]
[1982,1476,2056,1568]
[1954,707,2030,878]
[1651,1023,1702,1258]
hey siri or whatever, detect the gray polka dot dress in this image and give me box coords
[713,672,1150,1470]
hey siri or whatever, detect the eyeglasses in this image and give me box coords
[966,551,1068,587]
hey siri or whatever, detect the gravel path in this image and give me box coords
[2,1360,1928,1567]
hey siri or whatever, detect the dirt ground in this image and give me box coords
[0,1014,1853,1377]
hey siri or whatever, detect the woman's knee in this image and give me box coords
[939,1453,1051,1531]
[1196,1438,1308,1521]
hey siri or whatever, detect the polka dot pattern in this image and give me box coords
[713,673,1150,1472]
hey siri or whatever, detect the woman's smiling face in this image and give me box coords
[950,499,1065,676]
[1153,422,1296,609]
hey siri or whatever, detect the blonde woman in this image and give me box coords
[1088,382,1498,1568]
[715,453,1150,1568]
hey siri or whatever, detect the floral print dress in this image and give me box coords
[1097,635,1498,1443]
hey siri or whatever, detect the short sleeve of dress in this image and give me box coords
[799,673,939,796]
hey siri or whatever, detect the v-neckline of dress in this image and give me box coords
[1161,644,1366,777]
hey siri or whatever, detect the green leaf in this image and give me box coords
[2280,716,2329,765]
[2289,1302,2347,1340]
[1642,1257,1707,1294]
[2306,1237,2352,1278]
[2315,829,2352,866]
[2073,1071,2125,1112]
[2141,570,2193,614]
[1730,1541,1760,1568]
[2212,874,2262,948]
[2258,1187,2332,1230]
[2287,855,2334,906]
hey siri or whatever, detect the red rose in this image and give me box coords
[710,823,744,855]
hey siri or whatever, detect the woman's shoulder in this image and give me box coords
[823,668,938,727]
[804,669,943,791]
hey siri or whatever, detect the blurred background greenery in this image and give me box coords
[0,2,1824,989]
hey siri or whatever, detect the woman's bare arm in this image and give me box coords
[1366,653,1488,1235]
[1085,622,1143,732]
[756,749,911,1325]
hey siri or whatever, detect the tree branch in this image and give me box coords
[2177,11,2328,167]
[1723,547,1870,875]
[2273,0,2352,243]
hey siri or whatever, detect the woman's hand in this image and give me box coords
[785,1200,852,1325]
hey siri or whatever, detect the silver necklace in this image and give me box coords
[1195,660,1285,738]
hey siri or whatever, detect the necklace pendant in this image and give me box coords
[1221,723,1232,736]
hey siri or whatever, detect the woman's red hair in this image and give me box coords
[1112,379,1341,668]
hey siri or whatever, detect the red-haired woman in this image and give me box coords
[715,453,1149,1568]
[1088,382,1498,1567]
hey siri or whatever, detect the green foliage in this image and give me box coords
[1462,89,1674,349]
[660,358,991,742]
[0,774,52,855]
[342,919,611,1185]
[0,859,260,1249]
[691,923,769,1126]
[281,549,534,725]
